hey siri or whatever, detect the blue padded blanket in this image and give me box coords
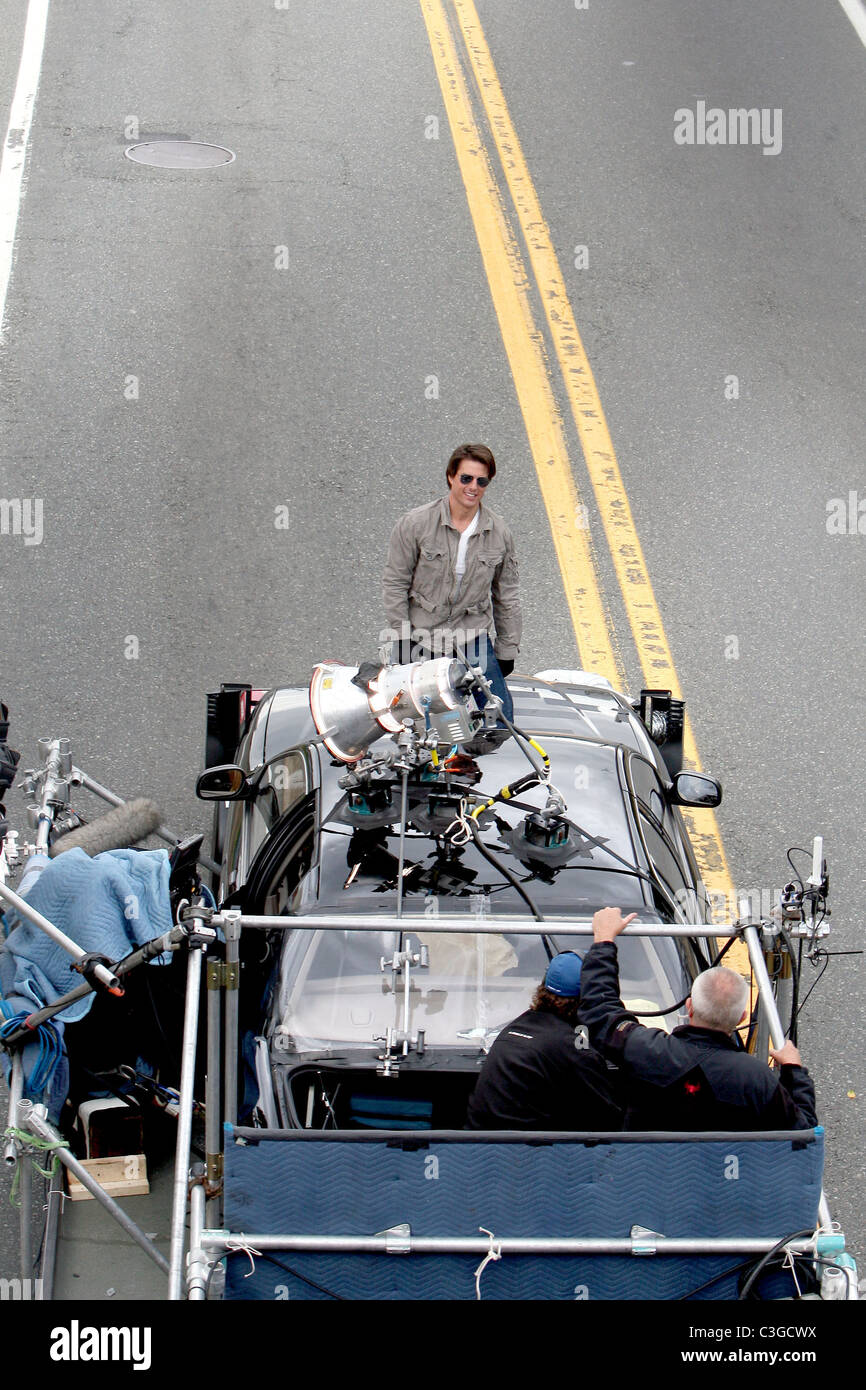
[222,1128,825,1301]
[0,847,172,1022]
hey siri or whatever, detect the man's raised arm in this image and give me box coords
[577,908,640,1054]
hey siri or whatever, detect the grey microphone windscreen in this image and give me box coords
[50,798,163,857]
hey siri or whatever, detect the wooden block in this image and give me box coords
[66,1154,149,1202]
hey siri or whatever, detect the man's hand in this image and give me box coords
[592,907,638,943]
[769,1040,803,1068]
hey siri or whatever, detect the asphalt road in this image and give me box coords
[0,0,864,1286]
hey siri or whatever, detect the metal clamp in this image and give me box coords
[376,1222,411,1255]
[630,1224,664,1256]
[70,952,123,996]
[377,939,429,1075]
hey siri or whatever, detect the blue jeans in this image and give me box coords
[455,634,514,724]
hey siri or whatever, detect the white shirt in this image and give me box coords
[454,511,479,593]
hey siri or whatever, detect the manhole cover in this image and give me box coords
[125,140,235,169]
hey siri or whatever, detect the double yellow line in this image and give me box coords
[420,0,741,948]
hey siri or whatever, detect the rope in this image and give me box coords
[781,1244,803,1298]
[3,1125,65,1206]
[444,797,473,846]
[224,1236,262,1278]
[473,1226,502,1299]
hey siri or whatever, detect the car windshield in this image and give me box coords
[273,917,687,1054]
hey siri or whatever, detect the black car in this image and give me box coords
[0,666,845,1300]
[200,666,723,1130]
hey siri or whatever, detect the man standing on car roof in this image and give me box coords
[465,951,624,1131]
[382,444,521,724]
[579,908,818,1130]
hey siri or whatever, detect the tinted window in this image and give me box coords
[222,750,310,897]
[628,755,692,908]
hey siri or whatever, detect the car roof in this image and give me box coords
[237,674,682,919]
[252,674,660,768]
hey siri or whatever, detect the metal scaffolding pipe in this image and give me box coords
[18,1127,32,1283]
[17,1101,168,1276]
[4,1053,24,1166]
[200,1230,818,1258]
[205,958,223,1228]
[1,924,187,1045]
[167,944,205,1300]
[187,1182,208,1301]
[222,913,241,1129]
[33,738,70,854]
[743,924,785,1049]
[73,768,220,874]
[208,911,746,938]
[40,1168,64,1301]
[0,880,119,991]
[743,925,833,1231]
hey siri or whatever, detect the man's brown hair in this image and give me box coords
[446,444,496,487]
[530,983,581,1026]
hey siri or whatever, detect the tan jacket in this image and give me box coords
[383,496,522,660]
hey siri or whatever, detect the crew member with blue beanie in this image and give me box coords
[465,951,623,1130]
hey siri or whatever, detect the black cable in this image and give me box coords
[465,816,544,921]
[480,811,660,890]
[680,1248,820,1301]
[677,1256,759,1300]
[208,1245,345,1300]
[561,816,647,876]
[776,921,800,1045]
[785,847,810,894]
[784,845,830,955]
[31,1172,50,1277]
[630,932,742,1018]
[737,1228,815,1300]
[742,1013,759,1054]
[469,792,657,884]
[796,950,831,1020]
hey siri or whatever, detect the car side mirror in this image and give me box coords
[669,772,722,808]
[196,764,251,801]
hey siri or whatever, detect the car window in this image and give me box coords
[638,814,690,903]
[260,815,316,917]
[629,755,666,822]
[627,755,692,909]
[221,750,310,896]
[246,750,307,853]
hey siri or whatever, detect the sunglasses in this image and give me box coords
[457,473,490,487]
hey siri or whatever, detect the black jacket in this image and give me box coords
[579,942,818,1132]
[465,1007,623,1131]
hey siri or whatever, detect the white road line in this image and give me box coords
[0,0,51,347]
[839,0,866,48]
